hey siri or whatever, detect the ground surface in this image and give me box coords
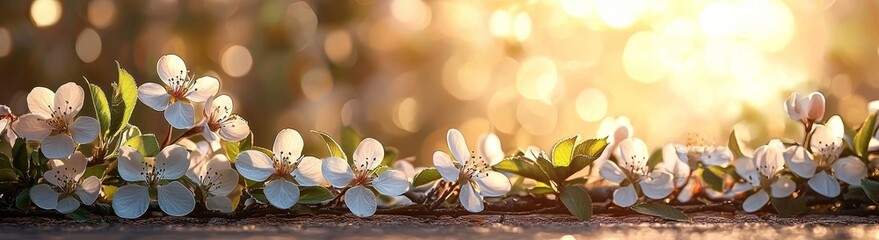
[1,213,878,239]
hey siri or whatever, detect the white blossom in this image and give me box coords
[432,129,511,213]
[13,82,99,158]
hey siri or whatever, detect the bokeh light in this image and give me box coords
[30,0,62,28]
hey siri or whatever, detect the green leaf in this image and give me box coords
[534,156,559,183]
[529,186,556,196]
[551,135,578,167]
[0,168,17,181]
[224,133,253,162]
[728,130,746,159]
[83,164,108,179]
[631,203,690,222]
[494,157,552,184]
[108,62,138,138]
[341,126,362,162]
[646,149,663,170]
[310,130,347,161]
[853,111,878,158]
[560,185,592,220]
[65,208,92,221]
[561,138,608,180]
[11,138,29,175]
[15,188,30,212]
[701,166,727,192]
[861,179,879,205]
[0,154,13,171]
[298,186,334,204]
[382,147,399,167]
[86,80,112,139]
[412,168,442,187]
[771,195,807,217]
[574,137,608,158]
[123,134,160,157]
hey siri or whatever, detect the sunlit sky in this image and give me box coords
[2,0,878,164]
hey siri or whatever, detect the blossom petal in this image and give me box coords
[459,182,484,213]
[41,134,75,159]
[54,196,81,214]
[372,170,410,196]
[117,146,148,182]
[155,145,190,180]
[204,95,233,119]
[157,181,195,216]
[27,87,55,117]
[640,171,674,200]
[53,82,85,119]
[235,150,275,182]
[264,179,300,209]
[661,144,690,188]
[112,184,150,219]
[272,129,303,165]
[292,156,326,187]
[70,117,99,144]
[742,190,769,213]
[784,146,816,179]
[478,133,505,166]
[807,92,825,122]
[755,142,784,178]
[618,138,649,172]
[209,168,239,196]
[206,195,234,213]
[809,124,843,158]
[12,114,51,140]
[447,128,471,165]
[784,93,801,121]
[184,76,220,103]
[321,157,355,188]
[156,54,187,86]
[734,157,760,186]
[432,151,459,182]
[353,138,384,171]
[612,184,638,208]
[76,176,101,205]
[676,178,697,203]
[345,185,377,217]
[165,101,195,129]
[218,118,250,142]
[808,171,841,198]
[393,160,416,180]
[137,82,171,111]
[832,156,867,187]
[474,171,510,197]
[599,160,626,184]
[770,176,796,198]
[29,184,59,210]
[702,147,733,167]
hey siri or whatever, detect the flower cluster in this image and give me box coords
[3,58,879,222]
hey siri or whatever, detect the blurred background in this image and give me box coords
[0,0,877,164]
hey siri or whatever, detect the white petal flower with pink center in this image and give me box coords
[432,129,511,213]
[322,138,411,217]
[784,92,825,127]
[13,82,99,159]
[30,152,101,214]
[113,145,195,219]
[661,142,734,203]
[187,153,239,213]
[736,140,797,213]
[600,138,674,207]
[784,115,867,198]
[138,54,219,129]
[236,129,326,209]
[201,95,250,142]
[588,116,634,182]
